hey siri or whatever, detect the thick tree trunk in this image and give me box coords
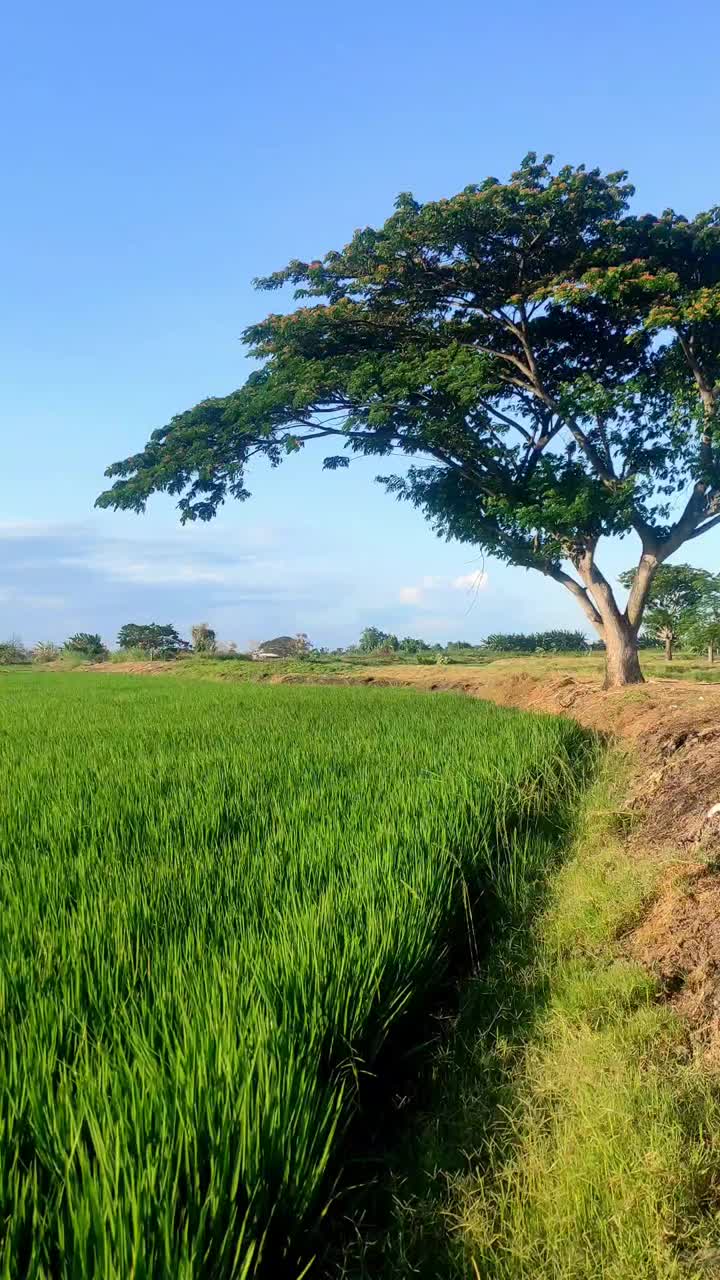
[603,616,644,689]
[664,635,673,662]
[709,644,715,666]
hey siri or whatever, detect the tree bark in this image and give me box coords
[709,644,715,666]
[602,615,644,689]
[664,635,673,662]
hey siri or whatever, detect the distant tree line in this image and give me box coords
[5,568,720,667]
[0,622,229,665]
[483,630,590,654]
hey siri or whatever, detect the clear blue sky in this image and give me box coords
[3,0,720,649]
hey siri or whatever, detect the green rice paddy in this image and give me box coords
[0,673,592,1277]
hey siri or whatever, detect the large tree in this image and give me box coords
[96,155,720,687]
[117,622,189,659]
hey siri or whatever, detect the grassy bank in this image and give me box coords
[343,754,720,1278]
[0,674,593,1278]
[9,646,720,687]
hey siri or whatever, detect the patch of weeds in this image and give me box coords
[337,752,720,1279]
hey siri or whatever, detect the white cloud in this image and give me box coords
[59,553,231,586]
[0,520,74,539]
[0,586,66,609]
[400,570,488,604]
[452,570,488,592]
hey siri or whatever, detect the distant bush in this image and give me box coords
[64,633,108,661]
[0,637,30,664]
[636,634,663,650]
[32,642,61,663]
[398,636,431,654]
[358,628,399,653]
[58,650,89,669]
[108,647,148,663]
[483,630,590,654]
[191,623,217,655]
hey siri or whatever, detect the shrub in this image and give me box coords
[191,623,217,655]
[0,637,29,664]
[484,631,589,654]
[64,633,108,661]
[108,647,147,663]
[32,642,61,663]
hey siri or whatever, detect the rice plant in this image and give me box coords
[0,673,592,1277]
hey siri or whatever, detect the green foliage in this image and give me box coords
[31,641,62,663]
[358,627,399,653]
[97,155,720,667]
[397,636,430,654]
[64,632,107,659]
[0,675,594,1278]
[190,622,217,654]
[682,616,720,659]
[484,630,589,654]
[678,577,720,659]
[0,636,29,664]
[361,756,720,1279]
[255,634,310,658]
[619,563,718,648]
[117,622,189,658]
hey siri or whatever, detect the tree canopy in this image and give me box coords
[619,563,718,659]
[254,635,311,657]
[64,633,108,659]
[97,154,720,685]
[117,623,189,658]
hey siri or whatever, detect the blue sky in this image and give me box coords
[3,0,720,650]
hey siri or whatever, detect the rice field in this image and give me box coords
[0,673,593,1278]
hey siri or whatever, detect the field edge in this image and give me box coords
[337,746,720,1278]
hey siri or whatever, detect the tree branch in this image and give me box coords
[624,551,659,632]
[545,565,604,633]
[477,400,533,442]
[687,510,720,540]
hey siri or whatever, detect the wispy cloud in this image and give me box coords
[398,569,489,605]
[0,520,349,647]
[59,552,233,587]
[0,520,81,539]
[0,586,67,610]
[452,570,488,592]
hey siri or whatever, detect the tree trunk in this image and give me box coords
[603,616,644,689]
[709,644,715,666]
[664,635,673,662]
